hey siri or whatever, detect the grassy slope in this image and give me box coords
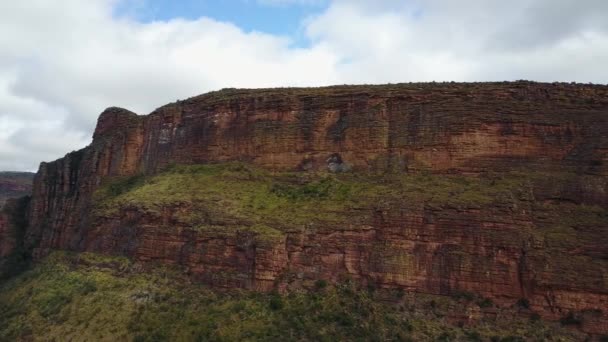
[93,163,547,228]
[0,252,586,342]
[1,163,606,341]
[94,163,608,254]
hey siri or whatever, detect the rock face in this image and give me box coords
[0,172,34,278]
[0,197,30,279]
[16,82,608,334]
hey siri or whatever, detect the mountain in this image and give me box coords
[0,172,34,207]
[1,81,607,340]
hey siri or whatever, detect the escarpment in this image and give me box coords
[11,82,608,334]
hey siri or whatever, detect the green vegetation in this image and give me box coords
[93,163,571,232]
[94,163,361,229]
[0,252,586,341]
[560,312,582,327]
[516,298,530,309]
[93,164,608,288]
[91,163,608,291]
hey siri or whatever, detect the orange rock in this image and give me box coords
[16,82,608,334]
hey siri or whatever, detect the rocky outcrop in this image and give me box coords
[14,82,608,334]
[0,172,34,278]
[0,197,30,279]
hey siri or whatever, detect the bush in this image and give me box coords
[560,312,582,326]
[314,279,328,290]
[465,330,482,342]
[105,174,145,197]
[500,336,525,342]
[395,288,405,299]
[269,295,283,311]
[516,298,530,309]
[452,291,475,302]
[367,281,377,293]
[270,178,336,200]
[477,297,493,308]
[335,313,355,327]
[437,332,455,341]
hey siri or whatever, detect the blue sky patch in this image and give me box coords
[115,0,328,45]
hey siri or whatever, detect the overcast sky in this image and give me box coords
[1,0,607,171]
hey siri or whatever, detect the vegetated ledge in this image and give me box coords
[85,162,608,335]
[0,251,591,341]
[4,81,608,338]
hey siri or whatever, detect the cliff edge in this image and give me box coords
[5,81,608,334]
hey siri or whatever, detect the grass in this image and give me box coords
[92,163,608,266]
[0,251,587,342]
[93,163,364,234]
[89,162,608,295]
[93,163,555,231]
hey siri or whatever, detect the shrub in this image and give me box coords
[452,291,475,302]
[560,312,582,326]
[105,174,145,197]
[367,281,377,293]
[314,279,328,290]
[477,297,493,308]
[270,178,335,200]
[269,295,283,311]
[516,298,530,309]
[395,288,405,299]
[465,330,482,342]
[335,313,355,327]
[437,332,454,341]
[500,336,525,342]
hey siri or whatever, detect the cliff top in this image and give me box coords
[174,80,608,107]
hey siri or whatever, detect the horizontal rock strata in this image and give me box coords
[13,82,608,334]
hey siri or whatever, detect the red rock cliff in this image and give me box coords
[21,82,608,334]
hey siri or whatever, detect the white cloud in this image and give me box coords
[0,0,607,171]
[0,0,339,171]
[305,0,608,83]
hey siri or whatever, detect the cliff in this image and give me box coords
[12,82,608,335]
[0,172,33,278]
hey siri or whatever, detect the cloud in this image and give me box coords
[0,0,338,171]
[305,0,608,83]
[0,0,606,171]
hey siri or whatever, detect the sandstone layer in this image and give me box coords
[12,82,608,334]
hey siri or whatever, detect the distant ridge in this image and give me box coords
[0,172,35,207]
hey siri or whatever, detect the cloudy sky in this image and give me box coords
[1,0,607,171]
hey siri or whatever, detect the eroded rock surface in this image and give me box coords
[14,82,608,334]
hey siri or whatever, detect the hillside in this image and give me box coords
[0,252,586,341]
[0,81,607,340]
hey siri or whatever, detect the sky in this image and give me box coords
[1,0,607,171]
